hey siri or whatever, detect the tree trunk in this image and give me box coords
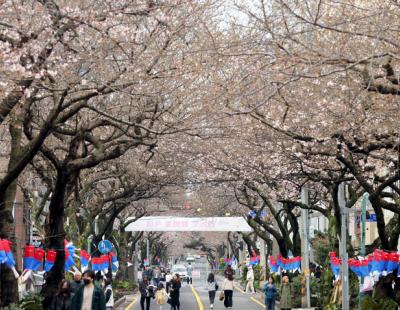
[0,121,23,307]
[41,169,69,310]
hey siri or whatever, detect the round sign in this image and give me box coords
[98,240,113,254]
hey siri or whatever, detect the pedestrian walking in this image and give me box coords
[224,265,233,279]
[263,277,277,310]
[165,270,173,293]
[51,279,73,310]
[71,270,106,310]
[169,274,182,310]
[139,276,154,310]
[70,271,83,295]
[246,266,255,294]
[207,273,218,309]
[186,263,193,284]
[143,266,154,282]
[221,273,234,309]
[155,282,169,310]
[280,276,292,310]
[154,266,161,286]
[103,277,114,310]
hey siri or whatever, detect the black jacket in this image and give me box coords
[51,294,72,310]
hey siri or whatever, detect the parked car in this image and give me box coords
[171,264,188,280]
[186,256,195,263]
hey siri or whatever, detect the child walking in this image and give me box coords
[155,282,169,310]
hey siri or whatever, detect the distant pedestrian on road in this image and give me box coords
[186,263,193,284]
[222,273,234,309]
[224,265,233,279]
[169,274,182,310]
[263,277,277,310]
[280,276,292,310]
[154,266,161,286]
[207,273,218,309]
[246,266,255,294]
[71,270,106,310]
[155,282,169,310]
[139,276,154,310]
[51,279,73,310]
[165,270,173,293]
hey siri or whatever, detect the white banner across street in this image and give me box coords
[124,216,252,232]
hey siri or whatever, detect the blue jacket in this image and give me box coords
[263,283,277,300]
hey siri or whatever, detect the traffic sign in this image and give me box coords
[98,240,113,254]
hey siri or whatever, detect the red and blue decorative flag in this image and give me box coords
[1,239,19,278]
[45,250,57,272]
[268,256,279,273]
[32,248,45,271]
[387,253,399,274]
[109,252,119,272]
[0,240,7,264]
[80,250,91,269]
[329,252,341,278]
[249,255,260,266]
[3,239,16,268]
[24,245,35,270]
[100,255,109,270]
[91,257,102,271]
[64,240,76,271]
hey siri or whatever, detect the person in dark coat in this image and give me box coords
[70,271,83,295]
[71,270,106,310]
[169,274,182,310]
[139,276,154,310]
[52,279,73,310]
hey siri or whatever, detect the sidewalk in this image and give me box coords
[114,294,138,310]
[232,278,271,308]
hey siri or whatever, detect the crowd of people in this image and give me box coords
[48,270,113,310]
[138,266,182,310]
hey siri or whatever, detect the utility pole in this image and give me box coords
[359,193,368,309]
[146,238,150,264]
[339,183,350,310]
[301,187,311,308]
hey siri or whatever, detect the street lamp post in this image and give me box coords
[338,183,350,310]
[301,187,311,308]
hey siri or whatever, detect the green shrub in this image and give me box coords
[113,280,138,290]
[20,293,43,310]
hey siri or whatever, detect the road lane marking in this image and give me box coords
[190,285,204,310]
[233,283,246,294]
[250,296,266,308]
[233,283,265,308]
[124,297,138,310]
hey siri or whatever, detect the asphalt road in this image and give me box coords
[130,258,267,310]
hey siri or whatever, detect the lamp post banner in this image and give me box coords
[124,216,253,232]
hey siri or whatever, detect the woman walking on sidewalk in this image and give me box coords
[280,276,292,310]
[263,277,277,310]
[207,273,218,309]
[245,266,255,294]
[222,273,234,309]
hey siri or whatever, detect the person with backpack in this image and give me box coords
[155,282,169,310]
[207,273,218,309]
[139,276,154,310]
